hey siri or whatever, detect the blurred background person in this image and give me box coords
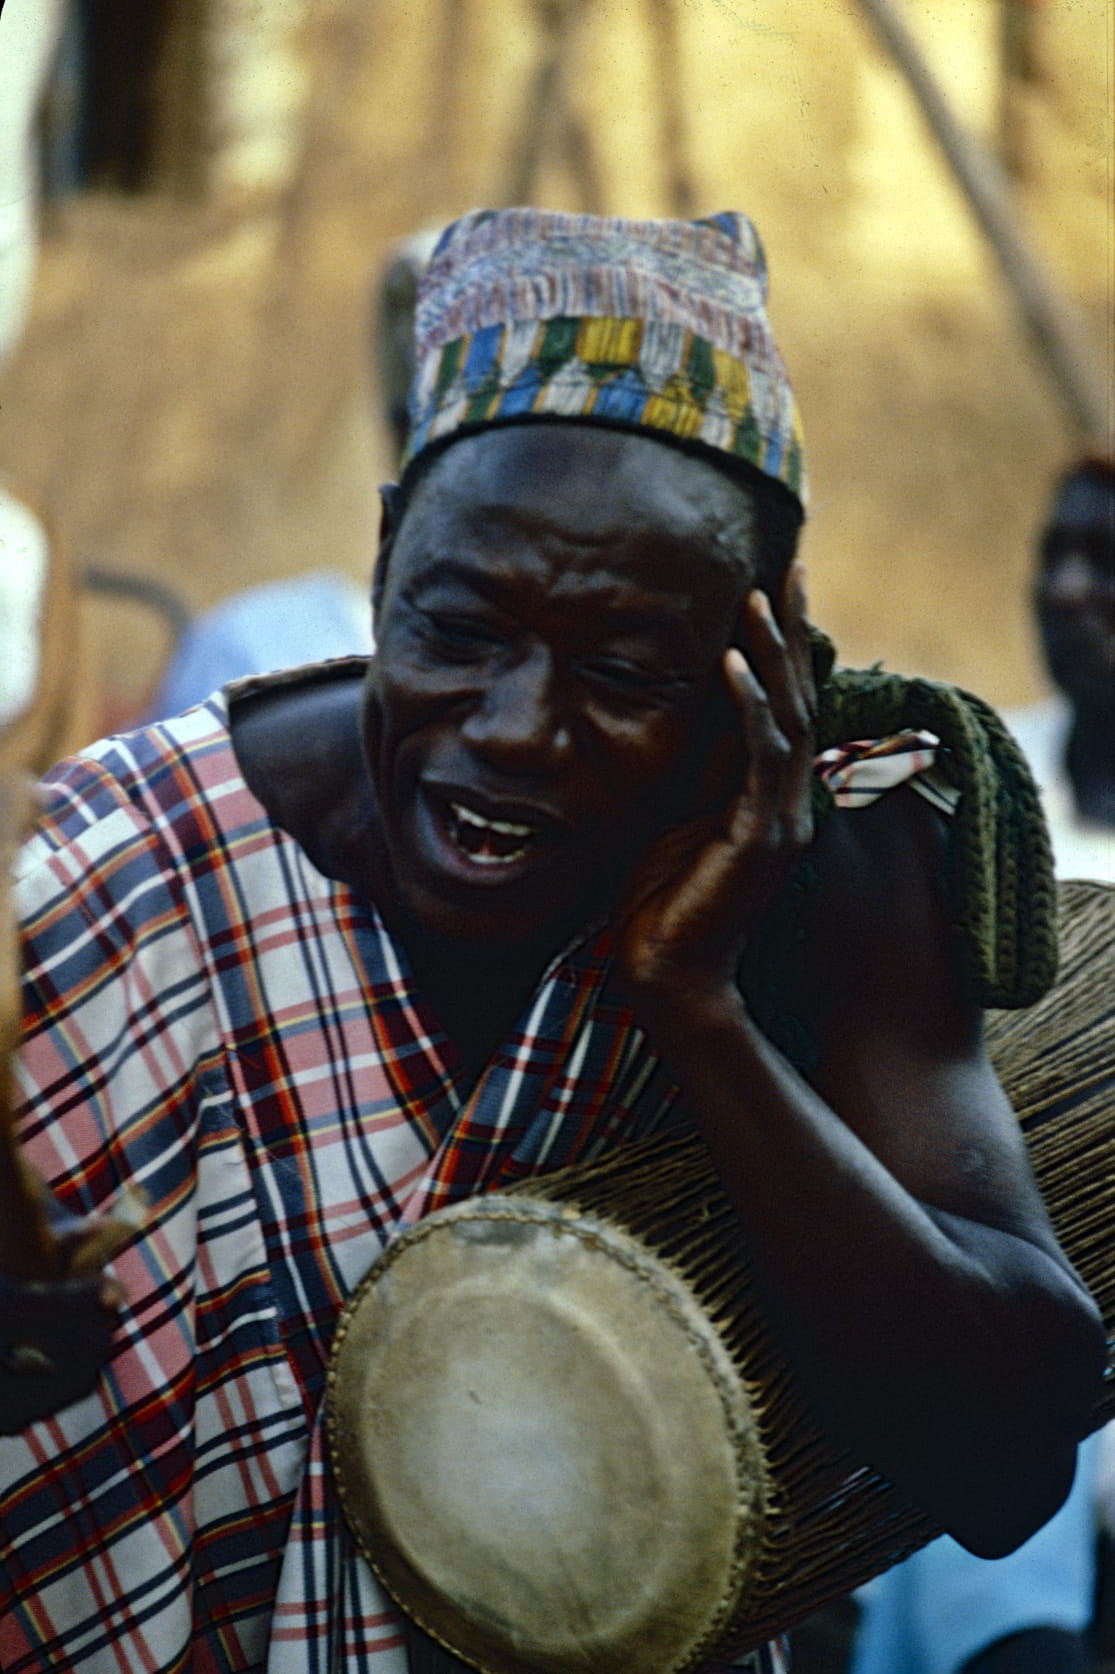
[1,0,77,776]
[0,0,65,363]
[372,226,441,466]
[1007,458,1115,876]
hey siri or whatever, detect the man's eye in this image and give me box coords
[419,611,501,654]
[582,658,680,698]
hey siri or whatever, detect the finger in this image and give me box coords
[737,590,813,762]
[0,1270,122,1432]
[99,1276,127,1310]
[778,561,817,724]
[725,620,814,856]
[722,645,792,811]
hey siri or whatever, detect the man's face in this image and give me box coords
[1035,470,1115,711]
[363,423,759,947]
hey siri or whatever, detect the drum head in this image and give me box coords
[327,1197,769,1674]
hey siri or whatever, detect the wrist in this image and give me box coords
[628,970,752,1055]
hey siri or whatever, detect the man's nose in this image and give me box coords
[1042,552,1096,605]
[460,648,572,767]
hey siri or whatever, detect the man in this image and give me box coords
[1013,458,1115,871]
[0,209,1104,1674]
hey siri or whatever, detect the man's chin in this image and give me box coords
[394,864,617,956]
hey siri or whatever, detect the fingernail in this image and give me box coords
[3,1344,54,1376]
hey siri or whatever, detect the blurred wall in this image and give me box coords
[0,0,1109,726]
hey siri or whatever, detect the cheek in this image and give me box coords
[367,645,473,742]
[592,712,701,824]
[643,684,747,826]
[363,656,433,769]
[360,685,388,803]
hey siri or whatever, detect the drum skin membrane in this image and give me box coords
[327,1200,769,1674]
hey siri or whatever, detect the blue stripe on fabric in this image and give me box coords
[496,364,547,416]
[463,322,504,384]
[591,369,656,425]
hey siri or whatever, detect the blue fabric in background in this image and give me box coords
[852,1430,1102,1674]
[147,572,373,722]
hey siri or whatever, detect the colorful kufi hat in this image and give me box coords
[401,207,807,508]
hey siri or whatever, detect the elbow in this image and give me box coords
[1048,1276,1108,1465]
[952,1282,1108,1559]
[954,1433,1089,1559]
[955,1456,1072,1558]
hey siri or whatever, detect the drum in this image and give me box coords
[326,879,1115,1674]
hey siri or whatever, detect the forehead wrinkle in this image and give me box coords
[400,551,713,651]
[409,480,698,557]
[396,427,758,620]
[408,422,755,526]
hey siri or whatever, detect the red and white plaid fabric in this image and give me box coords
[817,729,958,815]
[2,677,946,1673]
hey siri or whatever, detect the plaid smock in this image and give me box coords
[1,672,944,1674]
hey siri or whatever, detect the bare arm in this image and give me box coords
[618,570,1105,1557]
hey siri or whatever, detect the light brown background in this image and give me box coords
[1,0,1110,737]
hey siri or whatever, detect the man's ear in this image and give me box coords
[373,483,402,615]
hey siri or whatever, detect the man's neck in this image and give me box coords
[1065,704,1115,827]
[389,911,559,1086]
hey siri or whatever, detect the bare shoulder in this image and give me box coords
[230,669,377,887]
[797,783,972,1050]
[791,785,1066,1257]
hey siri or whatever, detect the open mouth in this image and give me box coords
[447,800,537,867]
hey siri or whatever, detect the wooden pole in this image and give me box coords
[0,771,63,1280]
[503,0,603,212]
[645,0,696,217]
[854,0,1110,451]
[0,492,145,1283]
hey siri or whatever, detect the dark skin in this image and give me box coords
[1034,463,1115,826]
[9,424,1103,1554]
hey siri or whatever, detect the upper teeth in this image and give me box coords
[451,801,534,837]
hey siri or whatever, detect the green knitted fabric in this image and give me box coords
[738,631,1058,1071]
[816,656,1058,1008]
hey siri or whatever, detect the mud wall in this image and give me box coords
[0,0,1109,731]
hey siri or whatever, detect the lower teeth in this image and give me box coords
[469,844,528,866]
[449,809,531,865]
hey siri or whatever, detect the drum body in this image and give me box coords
[326,880,1115,1674]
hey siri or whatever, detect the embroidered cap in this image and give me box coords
[401,207,807,507]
